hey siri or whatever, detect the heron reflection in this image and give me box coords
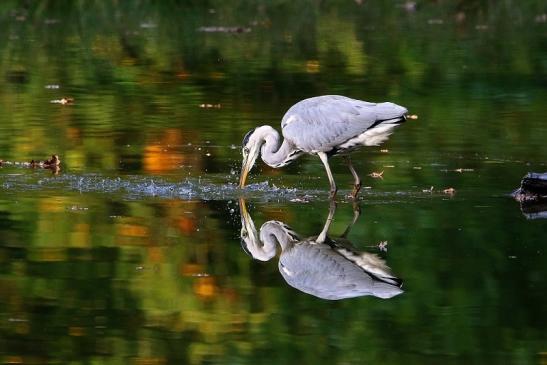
[239,199,403,300]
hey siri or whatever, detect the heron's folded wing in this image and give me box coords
[279,242,402,300]
[281,96,405,152]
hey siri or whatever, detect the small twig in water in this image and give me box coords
[378,241,388,252]
[368,171,384,179]
[454,168,474,173]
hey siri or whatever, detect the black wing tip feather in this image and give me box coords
[366,116,406,131]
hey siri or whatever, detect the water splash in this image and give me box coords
[0,171,314,201]
[0,170,451,203]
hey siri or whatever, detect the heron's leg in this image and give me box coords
[318,152,337,198]
[344,156,361,198]
[317,200,337,244]
[341,202,361,238]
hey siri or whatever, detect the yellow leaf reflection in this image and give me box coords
[306,60,320,73]
[117,223,149,238]
[70,223,90,248]
[39,196,69,213]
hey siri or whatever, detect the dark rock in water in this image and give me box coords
[520,202,547,220]
[512,172,547,219]
[521,172,547,194]
[512,172,547,202]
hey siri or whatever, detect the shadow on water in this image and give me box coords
[239,198,403,300]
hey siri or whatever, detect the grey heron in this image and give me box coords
[239,199,403,300]
[239,95,412,198]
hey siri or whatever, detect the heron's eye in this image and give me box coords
[241,230,248,238]
[243,147,250,155]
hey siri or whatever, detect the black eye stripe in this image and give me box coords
[242,128,257,147]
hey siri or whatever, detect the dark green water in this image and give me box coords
[1,1,547,364]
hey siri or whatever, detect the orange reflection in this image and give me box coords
[143,145,185,173]
[143,129,196,173]
[4,356,23,364]
[194,276,217,299]
[177,216,197,234]
[180,263,205,277]
[147,246,163,263]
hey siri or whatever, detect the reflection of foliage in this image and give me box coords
[3,191,545,364]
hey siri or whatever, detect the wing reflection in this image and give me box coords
[239,199,403,300]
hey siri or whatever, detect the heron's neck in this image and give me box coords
[258,126,301,168]
[260,222,299,252]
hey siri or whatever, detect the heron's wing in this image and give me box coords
[279,241,403,300]
[330,237,402,287]
[281,95,407,152]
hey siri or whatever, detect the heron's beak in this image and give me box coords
[238,159,251,188]
[239,197,254,256]
[238,147,258,188]
[239,197,276,262]
[239,198,249,221]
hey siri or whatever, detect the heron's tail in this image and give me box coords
[375,102,408,124]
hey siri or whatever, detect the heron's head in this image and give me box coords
[239,128,261,188]
[239,198,275,261]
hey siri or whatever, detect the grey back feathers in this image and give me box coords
[281,95,407,153]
